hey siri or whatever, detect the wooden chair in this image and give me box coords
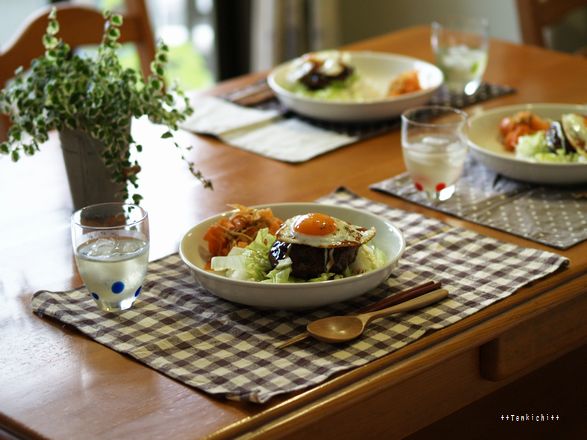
[516,0,587,49]
[0,0,156,139]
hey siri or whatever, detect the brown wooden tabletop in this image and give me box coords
[1,26,586,439]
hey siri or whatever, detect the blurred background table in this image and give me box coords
[1,26,586,439]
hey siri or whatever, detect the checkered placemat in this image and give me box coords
[31,188,567,404]
[371,157,587,249]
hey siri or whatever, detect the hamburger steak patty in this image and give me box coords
[269,240,359,279]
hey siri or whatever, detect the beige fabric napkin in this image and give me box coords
[180,96,358,162]
[180,95,280,134]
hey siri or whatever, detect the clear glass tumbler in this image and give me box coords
[71,203,150,311]
[401,106,468,203]
[431,17,489,95]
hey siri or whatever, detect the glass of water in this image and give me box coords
[431,17,489,95]
[401,106,468,203]
[71,203,150,312]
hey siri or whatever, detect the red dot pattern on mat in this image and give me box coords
[415,182,423,191]
[435,182,446,192]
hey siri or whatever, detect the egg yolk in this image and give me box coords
[293,213,337,236]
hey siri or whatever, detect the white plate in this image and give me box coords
[179,203,405,310]
[467,103,587,185]
[267,51,443,122]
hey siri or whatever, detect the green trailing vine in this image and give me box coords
[0,8,212,204]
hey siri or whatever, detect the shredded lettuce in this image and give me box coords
[263,257,293,283]
[349,244,387,274]
[209,227,387,283]
[287,73,384,102]
[210,247,249,280]
[515,132,584,163]
[210,228,275,281]
[515,132,549,159]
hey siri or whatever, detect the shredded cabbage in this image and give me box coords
[515,132,584,163]
[209,227,387,283]
[287,73,384,102]
[210,228,275,281]
[349,243,387,274]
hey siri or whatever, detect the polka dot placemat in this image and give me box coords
[371,158,587,249]
[31,188,568,404]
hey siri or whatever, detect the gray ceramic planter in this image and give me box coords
[60,128,126,210]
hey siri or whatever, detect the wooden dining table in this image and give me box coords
[1,26,586,439]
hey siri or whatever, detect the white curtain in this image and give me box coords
[250,0,341,72]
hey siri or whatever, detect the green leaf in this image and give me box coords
[47,19,59,36]
[111,14,123,26]
[161,131,173,139]
[150,61,161,75]
[107,27,121,41]
[149,78,162,91]
[43,35,58,50]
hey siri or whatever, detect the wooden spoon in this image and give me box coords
[306,288,448,343]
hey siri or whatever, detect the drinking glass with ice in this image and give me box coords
[431,17,489,96]
[71,203,150,311]
[401,106,468,203]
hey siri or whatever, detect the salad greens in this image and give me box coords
[288,73,364,101]
[287,72,384,102]
[210,228,386,283]
[516,132,585,163]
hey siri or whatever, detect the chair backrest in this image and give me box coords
[516,0,587,47]
[0,0,156,139]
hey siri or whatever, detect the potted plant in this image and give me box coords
[0,8,212,208]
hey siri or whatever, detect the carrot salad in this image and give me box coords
[387,70,422,97]
[203,205,283,258]
[499,111,550,151]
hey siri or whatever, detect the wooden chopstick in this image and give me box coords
[223,80,276,107]
[357,280,441,313]
[275,280,442,349]
[233,88,275,106]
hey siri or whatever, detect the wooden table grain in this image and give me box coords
[1,26,586,439]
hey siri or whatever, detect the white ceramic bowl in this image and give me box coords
[179,203,405,310]
[467,103,587,185]
[267,51,443,122]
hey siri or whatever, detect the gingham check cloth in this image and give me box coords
[32,188,568,404]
